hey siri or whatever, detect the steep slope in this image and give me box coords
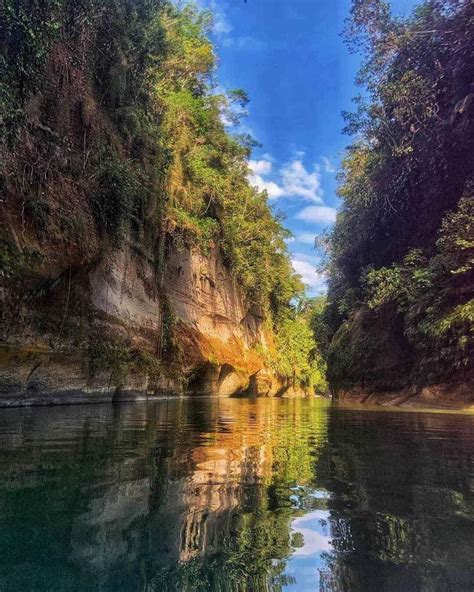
[323,0,473,407]
[0,237,273,405]
[0,0,323,405]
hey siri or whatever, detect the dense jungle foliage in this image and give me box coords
[324,0,473,390]
[1,1,325,391]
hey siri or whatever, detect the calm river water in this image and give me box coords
[0,398,472,591]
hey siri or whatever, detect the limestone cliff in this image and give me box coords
[0,235,292,406]
[0,0,316,406]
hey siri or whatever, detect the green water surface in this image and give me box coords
[0,398,472,591]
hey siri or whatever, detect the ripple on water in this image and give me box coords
[0,397,472,592]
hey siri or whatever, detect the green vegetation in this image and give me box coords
[274,317,325,392]
[153,3,303,314]
[87,338,164,384]
[365,193,473,378]
[272,298,328,393]
[1,0,325,391]
[322,0,473,390]
[92,152,150,240]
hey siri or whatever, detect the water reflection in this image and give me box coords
[319,408,474,592]
[0,399,472,591]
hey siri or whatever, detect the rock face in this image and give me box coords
[165,245,263,349]
[89,243,163,337]
[326,305,474,409]
[164,244,265,390]
[0,238,286,406]
[335,379,474,410]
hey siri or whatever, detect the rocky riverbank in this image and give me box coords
[335,377,474,410]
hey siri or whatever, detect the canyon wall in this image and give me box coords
[0,236,293,406]
[0,1,314,407]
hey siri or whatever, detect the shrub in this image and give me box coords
[91,153,148,240]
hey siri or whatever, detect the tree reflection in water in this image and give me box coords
[318,408,474,592]
[0,399,472,591]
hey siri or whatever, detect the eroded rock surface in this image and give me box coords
[0,240,281,406]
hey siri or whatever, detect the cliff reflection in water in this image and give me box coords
[0,398,472,591]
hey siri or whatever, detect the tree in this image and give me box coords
[325,0,473,389]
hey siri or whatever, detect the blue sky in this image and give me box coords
[197,0,419,293]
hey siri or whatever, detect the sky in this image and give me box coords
[197,0,419,294]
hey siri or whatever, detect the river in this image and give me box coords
[0,398,472,591]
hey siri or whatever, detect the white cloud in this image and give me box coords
[321,156,335,173]
[197,1,265,51]
[291,511,331,557]
[220,112,234,127]
[208,0,232,36]
[292,252,321,264]
[248,158,284,198]
[294,232,317,245]
[223,36,266,51]
[248,159,272,175]
[238,123,256,138]
[196,0,232,37]
[213,14,231,36]
[247,154,323,203]
[296,206,337,224]
[253,178,284,199]
[291,258,327,293]
[247,174,284,199]
[280,158,323,203]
